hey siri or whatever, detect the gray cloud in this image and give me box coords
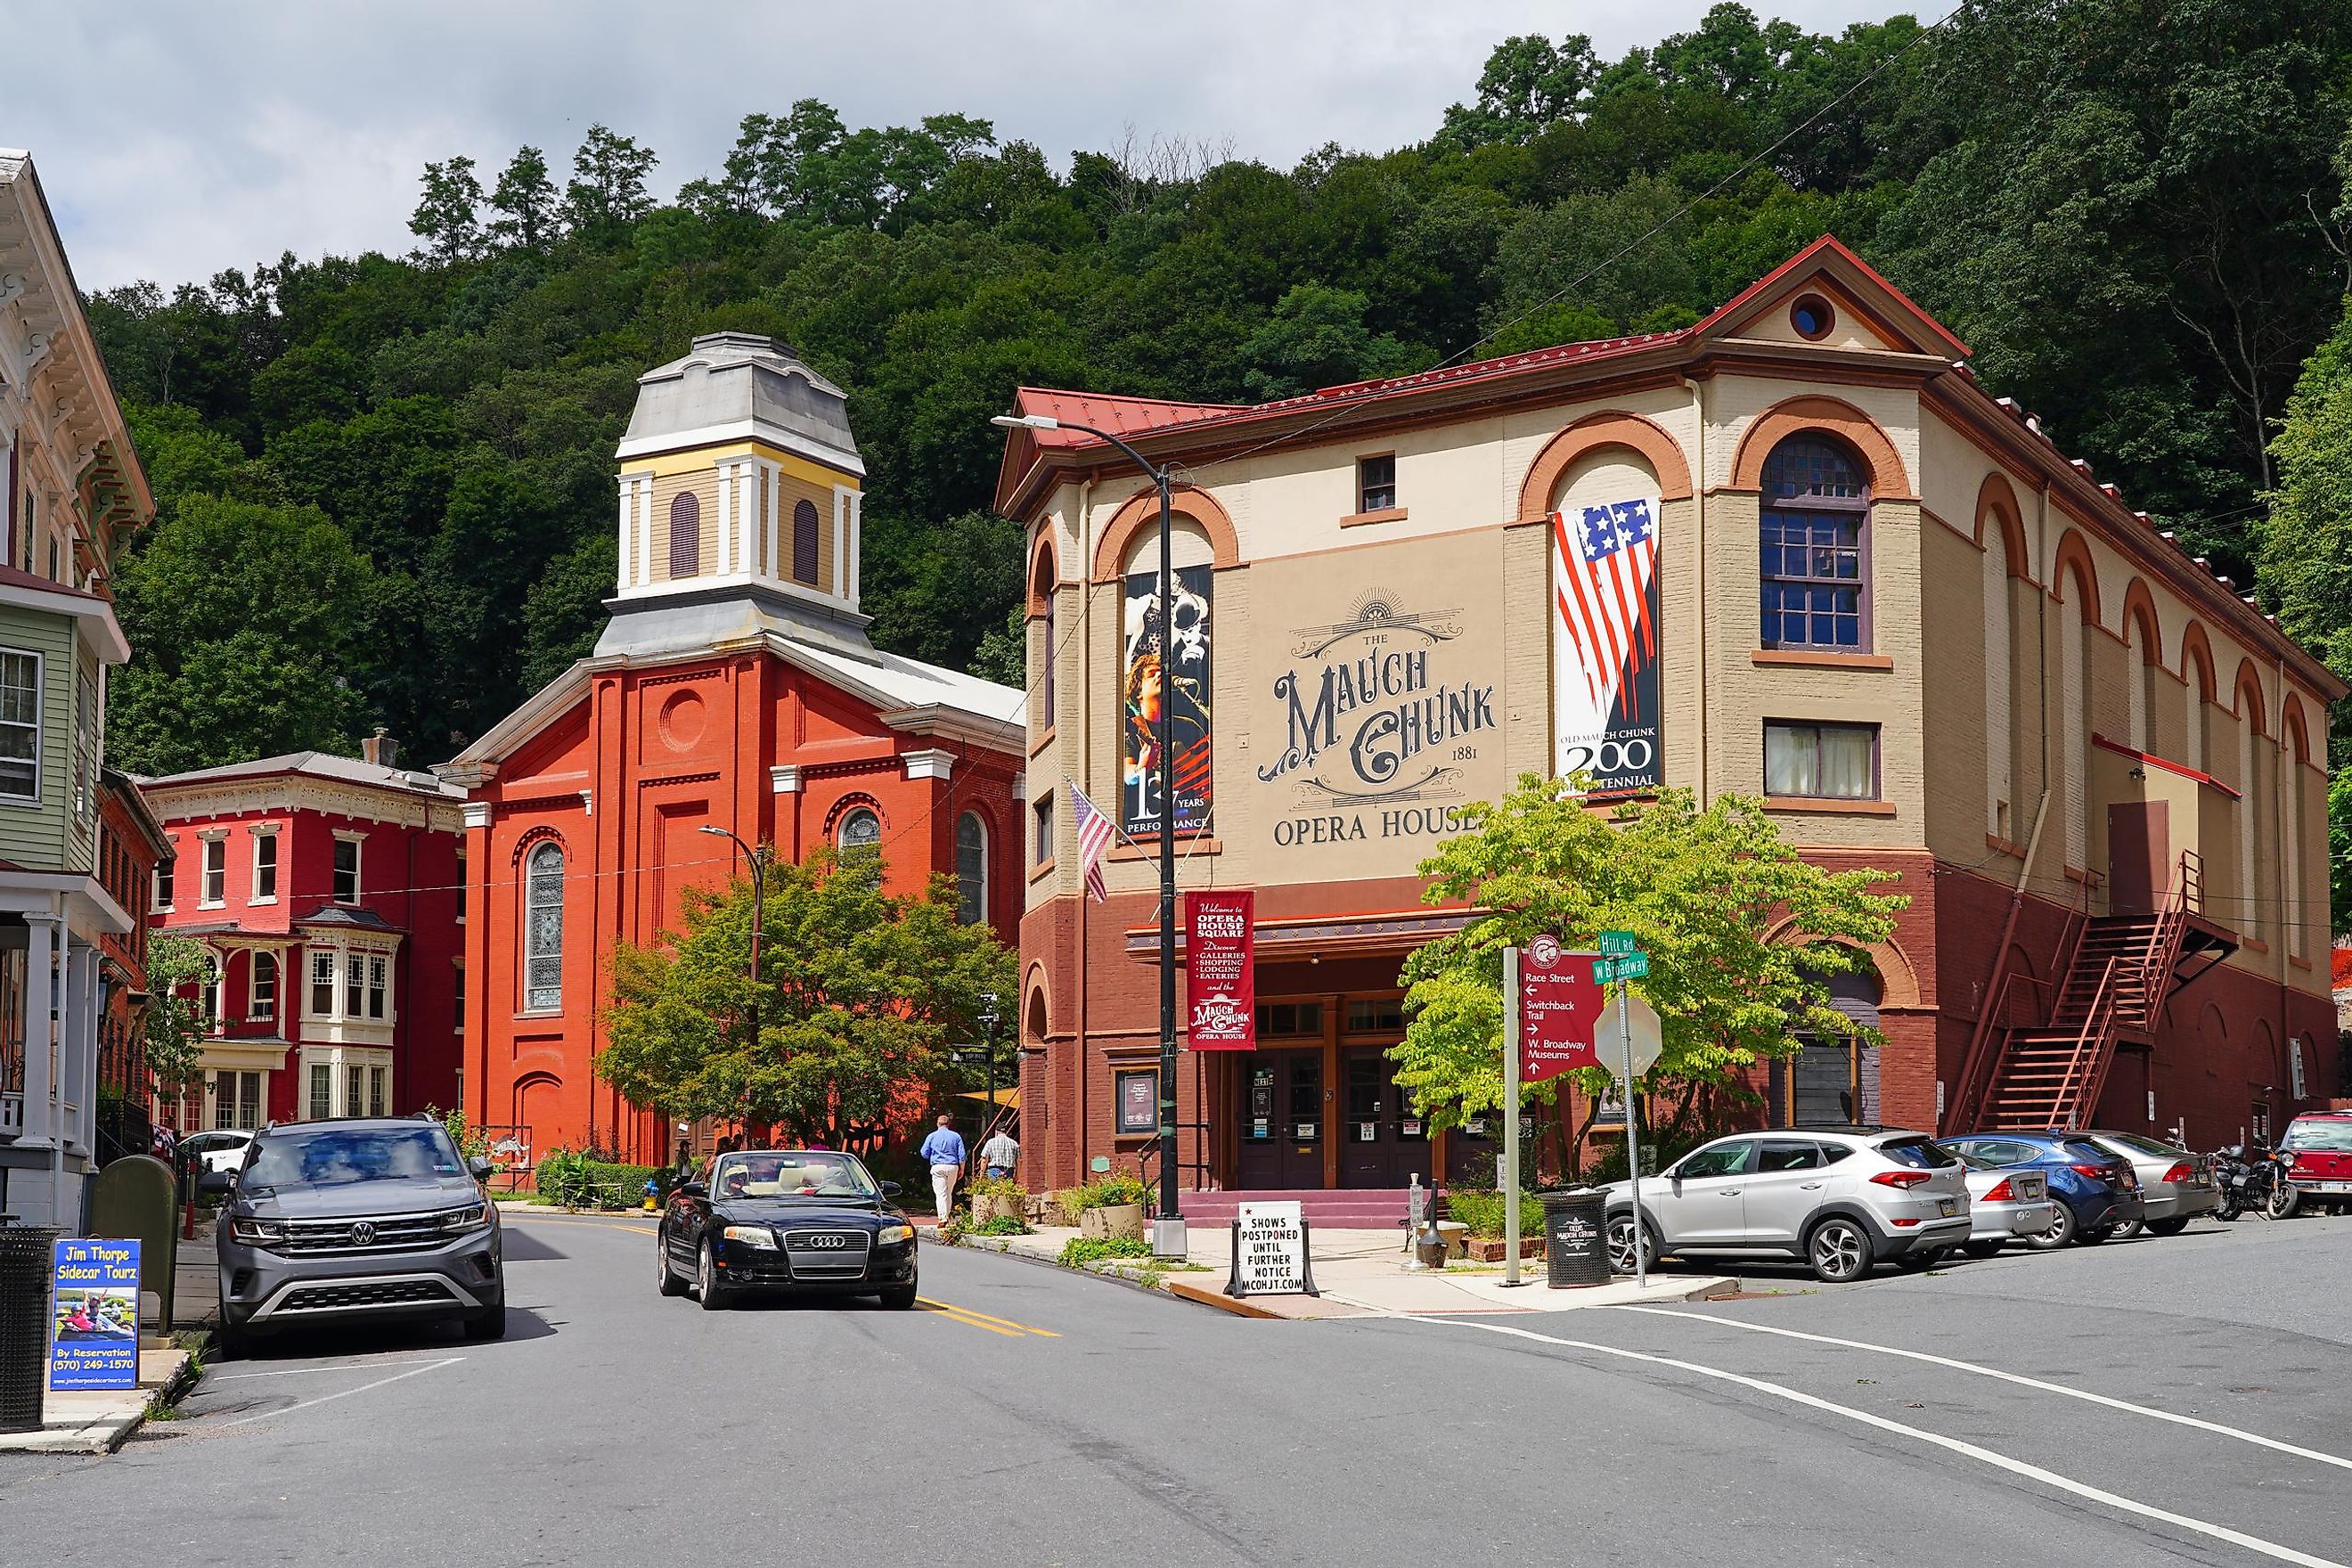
[11,0,1895,290]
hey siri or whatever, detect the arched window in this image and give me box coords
[1759,436,1867,651]
[250,951,278,1023]
[199,952,223,1031]
[1774,962,1883,1127]
[955,812,988,926]
[668,493,700,579]
[524,842,565,1012]
[837,806,880,852]
[793,499,821,586]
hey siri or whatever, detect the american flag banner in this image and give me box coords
[1068,780,1117,902]
[1551,495,1664,791]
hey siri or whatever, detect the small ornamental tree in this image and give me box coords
[597,846,1014,1149]
[1389,777,1908,1169]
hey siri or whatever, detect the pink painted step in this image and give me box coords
[1178,1188,1417,1229]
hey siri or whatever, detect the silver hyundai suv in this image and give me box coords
[1602,1127,1972,1283]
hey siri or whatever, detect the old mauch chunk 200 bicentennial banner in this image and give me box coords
[1552,495,1663,791]
[1122,562,1213,837]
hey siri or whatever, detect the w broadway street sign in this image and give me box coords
[1592,952,1648,983]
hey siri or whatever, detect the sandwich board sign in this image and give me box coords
[49,1237,141,1392]
[1225,1200,1319,1298]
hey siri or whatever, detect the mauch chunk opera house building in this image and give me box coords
[438,334,1023,1166]
[1002,237,2342,1213]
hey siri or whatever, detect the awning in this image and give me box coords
[957,1087,1019,1108]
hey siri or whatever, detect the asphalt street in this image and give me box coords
[4,1207,2348,1566]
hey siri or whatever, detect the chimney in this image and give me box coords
[361,726,399,769]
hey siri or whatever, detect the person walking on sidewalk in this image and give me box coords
[979,1125,1018,1181]
[920,1114,967,1222]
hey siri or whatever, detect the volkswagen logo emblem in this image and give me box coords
[348,1221,377,1245]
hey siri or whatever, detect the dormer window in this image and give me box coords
[668,492,700,579]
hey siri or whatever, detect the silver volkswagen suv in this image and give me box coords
[1603,1127,1971,1282]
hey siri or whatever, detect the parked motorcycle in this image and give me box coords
[2211,1144,2300,1221]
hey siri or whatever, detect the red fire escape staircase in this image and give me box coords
[1946,852,2235,1134]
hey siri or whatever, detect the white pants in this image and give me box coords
[930,1164,960,1220]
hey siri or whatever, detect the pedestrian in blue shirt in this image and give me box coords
[920,1114,967,1223]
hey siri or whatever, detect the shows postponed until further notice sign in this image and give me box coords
[1517,935,1605,1082]
[1183,889,1254,1049]
[1225,1200,1319,1298]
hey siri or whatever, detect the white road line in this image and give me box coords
[1607,1304,2352,1474]
[1417,1317,2345,1568]
[209,1356,463,1429]
[208,1357,434,1383]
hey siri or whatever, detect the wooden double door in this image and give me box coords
[1234,1046,1431,1189]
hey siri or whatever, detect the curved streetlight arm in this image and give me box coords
[991,413,1172,486]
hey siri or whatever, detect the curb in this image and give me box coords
[942,1232,1256,1315]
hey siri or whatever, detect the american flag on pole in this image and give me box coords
[1069,781,1116,903]
[1552,498,1660,723]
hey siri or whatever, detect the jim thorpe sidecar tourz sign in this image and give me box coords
[1184,889,1254,1050]
[50,1237,141,1392]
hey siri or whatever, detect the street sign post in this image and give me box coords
[1588,937,1654,1288]
[1503,937,1604,1286]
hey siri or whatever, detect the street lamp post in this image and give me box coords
[992,412,1186,1258]
[698,825,768,1130]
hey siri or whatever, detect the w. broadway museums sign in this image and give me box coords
[1249,533,1512,879]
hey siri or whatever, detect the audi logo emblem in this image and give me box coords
[348,1221,377,1245]
[803,1233,853,1249]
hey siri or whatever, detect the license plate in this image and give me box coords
[2318,1181,2352,1195]
[1938,1198,1957,1217]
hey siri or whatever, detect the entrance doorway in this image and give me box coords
[1338,1047,1433,1188]
[2107,800,2170,915]
[1236,1049,1322,1188]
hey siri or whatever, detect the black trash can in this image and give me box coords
[0,1224,59,1432]
[1539,1189,1609,1289]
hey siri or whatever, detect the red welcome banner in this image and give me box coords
[1184,890,1255,1050]
[1519,935,1604,1082]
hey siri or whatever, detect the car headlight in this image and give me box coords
[722,1224,778,1248]
[230,1216,285,1246]
[441,1205,491,1233]
[877,1223,914,1246]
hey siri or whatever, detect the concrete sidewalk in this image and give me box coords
[0,1347,197,1455]
[945,1221,1732,1319]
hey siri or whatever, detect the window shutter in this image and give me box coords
[793,499,820,585]
[669,492,701,578]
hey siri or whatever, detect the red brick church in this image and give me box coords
[440,334,1024,1165]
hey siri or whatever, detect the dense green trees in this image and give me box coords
[86,4,2352,937]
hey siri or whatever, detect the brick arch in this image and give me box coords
[2283,693,2314,764]
[1022,961,1053,1042]
[1973,472,2030,580]
[822,791,888,841]
[2179,621,2218,703]
[1026,530,1058,619]
[1728,395,1915,501]
[2120,578,2162,666]
[2233,658,2268,733]
[2049,528,2103,628]
[509,824,568,867]
[1515,410,1693,522]
[1758,924,1923,1011]
[1090,484,1240,583]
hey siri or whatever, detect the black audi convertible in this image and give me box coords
[655,1148,919,1311]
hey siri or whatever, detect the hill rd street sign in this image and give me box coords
[1597,931,1639,955]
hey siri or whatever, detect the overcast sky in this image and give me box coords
[13,1,1899,292]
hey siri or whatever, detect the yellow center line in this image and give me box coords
[508,1211,661,1236]
[918,1303,1025,1337]
[917,1295,1060,1337]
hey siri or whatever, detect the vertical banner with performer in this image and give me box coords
[1121,561,1213,836]
[1551,496,1663,792]
[1183,889,1255,1049]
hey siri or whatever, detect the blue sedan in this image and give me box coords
[1940,1133,2144,1247]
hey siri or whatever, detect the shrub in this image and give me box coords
[535,1150,659,1209]
[1446,1188,1545,1238]
[969,1176,1026,1200]
[1055,1172,1150,1215]
[974,1214,1029,1236]
[1058,1234,1155,1267]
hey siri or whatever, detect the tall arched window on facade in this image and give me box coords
[250,950,278,1023]
[956,812,988,926]
[837,804,881,887]
[792,499,821,586]
[668,493,700,579]
[1759,436,1867,651]
[524,841,565,1012]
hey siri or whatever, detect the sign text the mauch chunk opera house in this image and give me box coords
[1250,533,1511,878]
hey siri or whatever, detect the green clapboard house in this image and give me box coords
[0,146,155,1229]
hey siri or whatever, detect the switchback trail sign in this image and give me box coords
[1225,1200,1319,1298]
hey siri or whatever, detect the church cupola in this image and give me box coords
[608,333,866,626]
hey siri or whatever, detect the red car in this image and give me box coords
[2278,1112,2352,1213]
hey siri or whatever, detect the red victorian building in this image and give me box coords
[439,333,1024,1167]
[141,738,470,1131]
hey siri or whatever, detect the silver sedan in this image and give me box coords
[2060,1131,2219,1236]
[1952,1147,2058,1257]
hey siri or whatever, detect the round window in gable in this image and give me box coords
[1791,294,1835,341]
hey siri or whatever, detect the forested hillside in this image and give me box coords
[85,1,2352,796]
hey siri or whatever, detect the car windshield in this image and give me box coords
[1947,1144,2007,1171]
[709,1151,877,1200]
[1875,1136,1958,1169]
[2280,1119,2352,1153]
[242,1126,466,1189]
